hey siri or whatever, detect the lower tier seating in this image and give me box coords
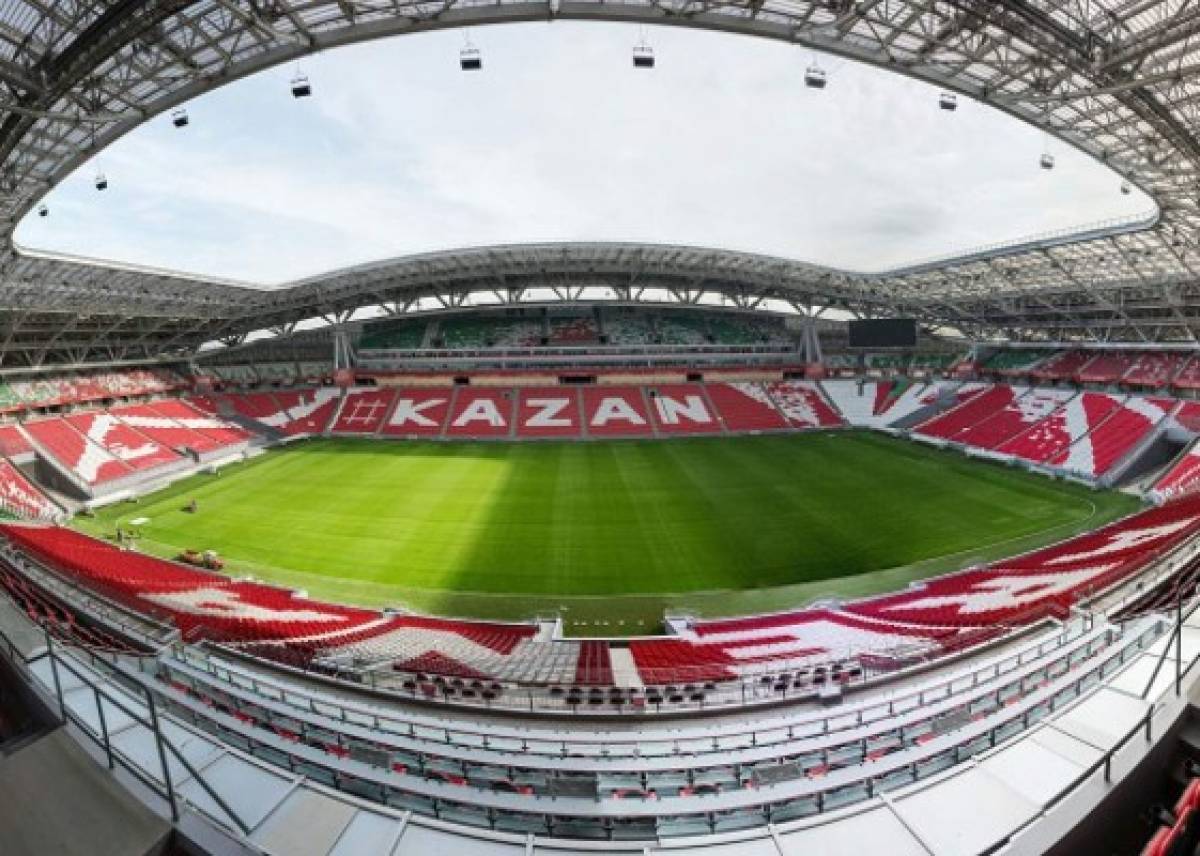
[0,461,59,520]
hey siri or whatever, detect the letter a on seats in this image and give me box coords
[391,397,444,427]
[454,398,505,427]
[592,397,645,426]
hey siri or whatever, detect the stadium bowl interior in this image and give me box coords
[4,4,1200,856]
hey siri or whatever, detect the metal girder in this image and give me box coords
[5,1,1200,358]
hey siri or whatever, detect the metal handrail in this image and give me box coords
[0,625,252,837]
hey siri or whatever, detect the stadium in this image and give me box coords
[10,3,1200,856]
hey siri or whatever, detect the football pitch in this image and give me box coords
[75,432,1141,634]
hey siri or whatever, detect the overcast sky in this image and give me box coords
[14,22,1152,285]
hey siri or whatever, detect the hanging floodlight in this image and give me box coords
[1120,180,1132,195]
[291,72,311,98]
[171,108,189,128]
[460,31,482,71]
[36,203,47,217]
[460,45,482,71]
[633,27,654,68]
[939,92,957,111]
[804,61,827,89]
[95,170,108,191]
[1040,152,1055,170]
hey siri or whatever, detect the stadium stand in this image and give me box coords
[982,349,1052,376]
[703,383,788,432]
[0,424,32,457]
[820,379,888,426]
[0,461,59,520]
[953,386,1072,450]
[380,388,456,437]
[515,388,582,438]
[1060,396,1175,478]
[654,313,710,345]
[914,384,1013,440]
[546,314,599,345]
[602,311,655,345]
[1030,349,1093,381]
[330,387,397,434]
[22,417,133,486]
[440,317,540,349]
[359,320,428,350]
[1124,352,1187,388]
[647,385,722,435]
[63,412,180,473]
[109,403,243,454]
[1154,443,1200,501]
[580,387,654,437]
[146,399,252,448]
[763,381,844,429]
[211,364,259,385]
[1076,351,1137,384]
[1174,355,1200,391]
[445,388,516,438]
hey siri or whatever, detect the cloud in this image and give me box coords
[13,22,1151,284]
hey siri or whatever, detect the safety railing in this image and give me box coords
[0,624,251,837]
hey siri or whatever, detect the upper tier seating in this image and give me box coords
[255,362,298,384]
[359,321,428,350]
[602,313,655,345]
[1123,352,1186,388]
[867,354,909,373]
[1174,356,1200,391]
[706,315,786,346]
[704,383,788,432]
[546,316,598,345]
[1173,401,1200,434]
[983,350,1052,375]
[23,418,132,486]
[654,314,709,345]
[297,362,333,380]
[909,352,961,372]
[1075,352,1137,384]
[763,381,844,429]
[211,364,259,385]
[330,387,398,434]
[647,385,722,435]
[0,461,59,520]
[0,368,182,411]
[1030,350,1093,381]
[439,317,540,349]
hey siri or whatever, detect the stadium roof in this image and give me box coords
[4,0,1200,364]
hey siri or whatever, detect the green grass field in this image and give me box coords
[74,433,1141,634]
